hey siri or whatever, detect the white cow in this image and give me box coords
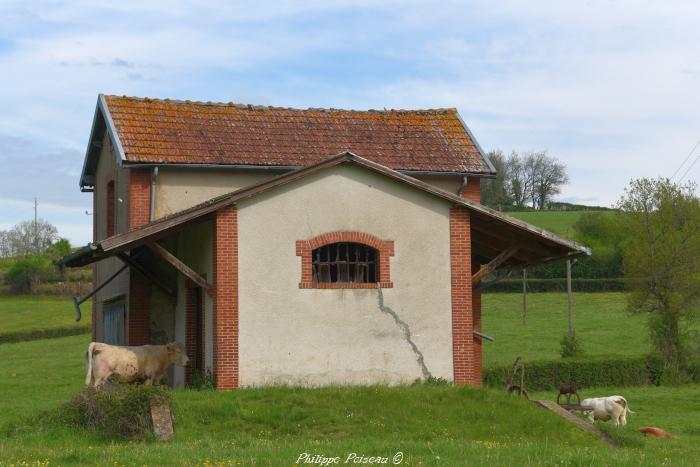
[580,395,635,426]
[85,342,189,387]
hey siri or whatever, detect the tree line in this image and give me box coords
[481,150,569,210]
[0,219,63,258]
[0,219,73,294]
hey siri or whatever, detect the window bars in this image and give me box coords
[312,242,378,283]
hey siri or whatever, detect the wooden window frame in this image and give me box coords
[296,232,394,289]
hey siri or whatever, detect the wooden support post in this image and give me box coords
[522,268,528,326]
[567,259,574,337]
[148,242,213,294]
[472,245,520,287]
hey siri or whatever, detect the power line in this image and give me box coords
[670,140,700,181]
[678,149,700,183]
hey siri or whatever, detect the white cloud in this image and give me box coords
[0,0,698,228]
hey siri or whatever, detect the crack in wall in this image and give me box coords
[376,289,432,380]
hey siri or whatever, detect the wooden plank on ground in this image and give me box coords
[533,400,619,447]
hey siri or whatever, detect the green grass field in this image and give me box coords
[1,334,700,465]
[0,295,90,336]
[508,210,615,236]
[2,294,700,464]
[482,292,649,367]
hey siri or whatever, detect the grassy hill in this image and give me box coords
[482,292,648,367]
[507,210,616,236]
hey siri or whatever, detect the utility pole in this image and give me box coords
[566,258,573,337]
[522,268,528,325]
[33,198,38,254]
[565,227,574,338]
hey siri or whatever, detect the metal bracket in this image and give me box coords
[71,263,129,321]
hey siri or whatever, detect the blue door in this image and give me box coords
[103,302,125,345]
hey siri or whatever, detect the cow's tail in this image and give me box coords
[615,396,636,415]
[85,342,97,386]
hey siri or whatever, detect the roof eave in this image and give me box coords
[454,111,497,175]
[78,94,128,191]
[120,161,495,178]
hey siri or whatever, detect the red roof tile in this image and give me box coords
[103,96,493,174]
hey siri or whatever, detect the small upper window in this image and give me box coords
[312,242,377,283]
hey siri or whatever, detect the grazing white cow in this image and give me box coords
[580,395,635,426]
[85,342,189,387]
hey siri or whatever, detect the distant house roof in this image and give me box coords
[64,152,589,269]
[79,94,495,190]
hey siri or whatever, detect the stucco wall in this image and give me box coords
[237,164,454,387]
[411,174,462,194]
[154,168,478,220]
[154,168,280,219]
[93,133,129,341]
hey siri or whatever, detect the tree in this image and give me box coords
[0,230,14,258]
[617,178,700,376]
[530,152,568,209]
[6,219,58,256]
[45,238,73,280]
[4,255,54,293]
[506,151,529,208]
[480,150,512,207]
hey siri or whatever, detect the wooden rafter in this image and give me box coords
[117,252,175,297]
[471,236,535,265]
[147,242,213,293]
[472,223,555,258]
[472,245,520,286]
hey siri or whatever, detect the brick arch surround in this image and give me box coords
[296,231,394,289]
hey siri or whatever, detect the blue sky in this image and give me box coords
[1,0,699,246]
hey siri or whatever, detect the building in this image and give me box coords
[62,95,588,390]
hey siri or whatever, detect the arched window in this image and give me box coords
[312,242,377,283]
[296,232,394,289]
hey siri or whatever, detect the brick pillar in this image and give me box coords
[450,207,476,385]
[128,278,151,345]
[185,284,205,385]
[461,176,481,204]
[214,207,239,390]
[472,291,483,385]
[128,168,152,345]
[129,169,151,229]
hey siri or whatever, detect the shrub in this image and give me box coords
[4,255,54,293]
[483,356,652,391]
[560,334,583,358]
[62,385,171,440]
[189,369,217,390]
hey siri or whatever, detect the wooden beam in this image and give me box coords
[147,242,213,292]
[117,252,175,297]
[472,245,520,286]
[472,223,556,258]
[472,237,536,265]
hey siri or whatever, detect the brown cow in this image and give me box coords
[639,426,675,439]
[85,342,189,387]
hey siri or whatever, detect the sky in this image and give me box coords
[1,0,699,246]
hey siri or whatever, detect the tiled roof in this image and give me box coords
[102,95,493,174]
